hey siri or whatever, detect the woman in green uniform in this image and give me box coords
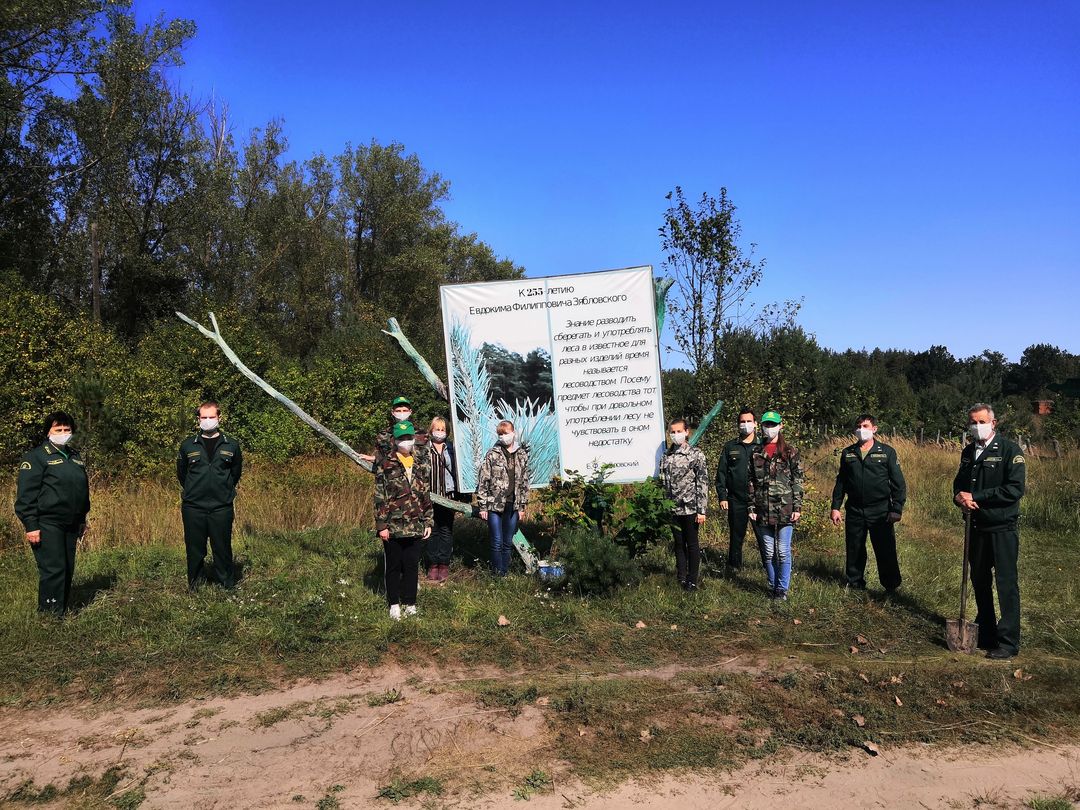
[14,411,90,615]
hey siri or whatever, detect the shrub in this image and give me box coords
[558,526,639,596]
[617,477,674,558]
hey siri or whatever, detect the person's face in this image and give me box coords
[47,423,72,439]
[738,414,756,432]
[969,409,995,429]
[392,406,412,421]
[856,420,876,433]
[198,406,220,421]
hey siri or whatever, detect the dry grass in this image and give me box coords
[1,455,373,552]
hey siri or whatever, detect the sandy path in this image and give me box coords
[1,663,1076,808]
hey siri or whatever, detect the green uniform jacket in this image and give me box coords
[177,433,243,510]
[830,440,907,519]
[952,434,1025,530]
[15,441,91,531]
[374,448,434,537]
[715,437,758,504]
[748,444,804,526]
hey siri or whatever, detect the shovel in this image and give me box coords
[945,511,979,653]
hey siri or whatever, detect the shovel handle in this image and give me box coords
[959,511,972,622]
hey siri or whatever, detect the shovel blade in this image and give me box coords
[945,618,979,654]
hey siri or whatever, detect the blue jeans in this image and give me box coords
[487,508,518,576]
[757,523,793,594]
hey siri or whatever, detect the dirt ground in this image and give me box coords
[1,663,1076,809]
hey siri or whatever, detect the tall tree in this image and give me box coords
[660,186,795,374]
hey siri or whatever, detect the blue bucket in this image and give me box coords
[537,560,565,582]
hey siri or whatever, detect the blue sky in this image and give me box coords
[134,0,1079,362]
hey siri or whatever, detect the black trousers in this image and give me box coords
[384,536,421,607]
[427,503,456,566]
[182,505,235,589]
[33,522,79,615]
[726,502,752,570]
[970,526,1020,655]
[671,514,701,586]
[844,510,901,590]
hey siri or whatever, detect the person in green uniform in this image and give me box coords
[830,414,906,592]
[715,408,759,573]
[177,401,243,589]
[952,403,1025,660]
[14,411,90,615]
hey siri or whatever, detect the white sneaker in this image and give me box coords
[403,605,418,617]
[389,604,402,621]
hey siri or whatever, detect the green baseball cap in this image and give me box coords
[391,396,412,408]
[392,421,416,438]
[761,410,782,424]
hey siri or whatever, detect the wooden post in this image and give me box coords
[90,221,101,322]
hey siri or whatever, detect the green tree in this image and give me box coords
[660,186,797,374]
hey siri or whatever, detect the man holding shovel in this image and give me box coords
[952,403,1026,660]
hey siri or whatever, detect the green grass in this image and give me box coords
[5,766,145,808]
[1,445,1077,792]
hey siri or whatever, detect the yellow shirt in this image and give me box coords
[397,453,414,481]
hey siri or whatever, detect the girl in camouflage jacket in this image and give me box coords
[658,418,708,590]
[748,411,804,599]
[374,421,433,619]
[476,420,530,576]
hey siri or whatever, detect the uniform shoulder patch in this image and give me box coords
[1013,455,1025,464]
[19,461,31,470]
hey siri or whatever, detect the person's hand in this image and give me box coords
[518,510,526,522]
[423,526,432,540]
[479,510,489,520]
[791,511,801,523]
[78,523,88,538]
[720,500,729,511]
[886,512,902,524]
[954,491,978,511]
[378,528,390,541]
[748,511,757,522]
[830,509,842,526]
[26,530,41,546]
[695,513,706,524]
[360,453,375,463]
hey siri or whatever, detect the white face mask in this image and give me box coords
[431,431,447,442]
[397,439,415,453]
[970,422,993,441]
[669,431,687,445]
[738,421,756,436]
[200,417,219,432]
[49,431,73,446]
[762,425,780,441]
[498,432,515,446]
[855,427,874,443]
[393,410,412,422]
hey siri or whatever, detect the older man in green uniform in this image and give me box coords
[715,408,759,573]
[830,413,906,592]
[177,401,243,589]
[953,402,1025,660]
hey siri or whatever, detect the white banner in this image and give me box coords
[440,266,666,492]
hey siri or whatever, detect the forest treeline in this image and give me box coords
[2,3,1077,472]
